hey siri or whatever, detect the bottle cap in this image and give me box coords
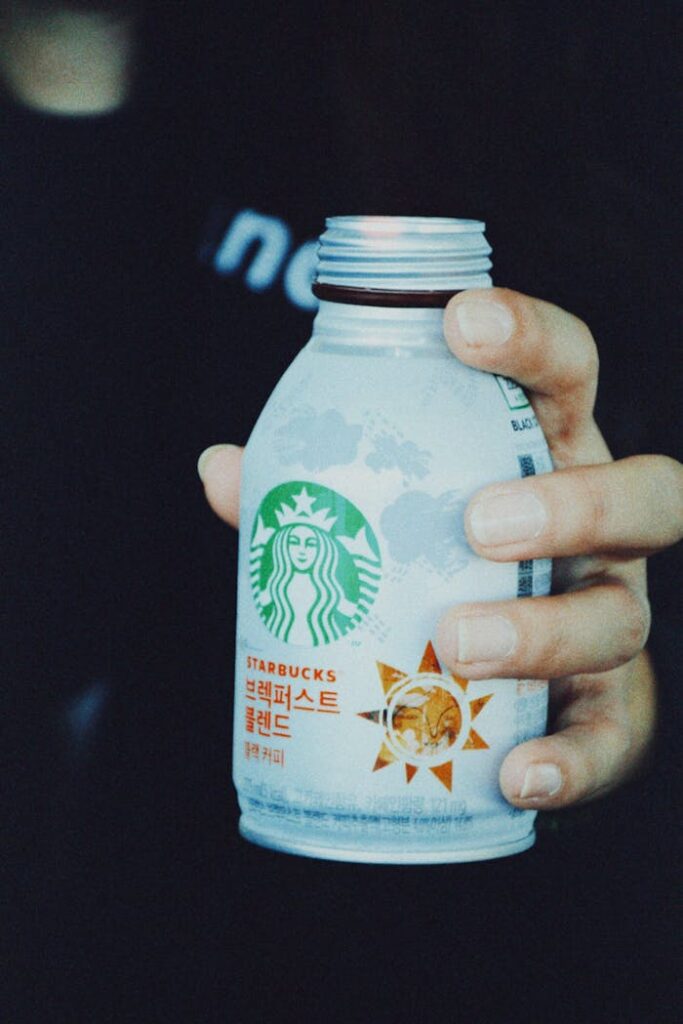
[315,215,492,294]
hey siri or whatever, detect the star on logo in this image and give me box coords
[291,486,317,517]
[275,485,337,532]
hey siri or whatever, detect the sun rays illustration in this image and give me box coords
[358,641,493,792]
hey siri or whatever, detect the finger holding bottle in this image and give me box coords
[444,287,611,467]
[464,456,683,563]
[197,443,243,527]
[496,655,657,808]
[435,579,651,682]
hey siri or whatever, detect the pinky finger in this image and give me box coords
[499,719,631,809]
[499,657,656,809]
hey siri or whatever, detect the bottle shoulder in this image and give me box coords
[255,343,511,425]
[266,341,487,395]
[245,343,550,486]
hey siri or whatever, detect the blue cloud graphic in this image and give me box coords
[275,408,363,471]
[366,433,430,480]
[380,490,469,571]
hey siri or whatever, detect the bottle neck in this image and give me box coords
[309,215,493,356]
[311,300,452,357]
[312,283,460,308]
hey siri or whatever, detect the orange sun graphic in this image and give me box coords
[358,641,493,792]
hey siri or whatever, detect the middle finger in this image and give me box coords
[464,456,683,562]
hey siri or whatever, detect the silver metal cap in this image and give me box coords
[315,216,492,292]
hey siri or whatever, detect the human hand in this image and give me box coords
[198,288,683,811]
[437,288,682,808]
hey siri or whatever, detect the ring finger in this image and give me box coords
[435,580,651,680]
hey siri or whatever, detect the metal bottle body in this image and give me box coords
[233,299,552,863]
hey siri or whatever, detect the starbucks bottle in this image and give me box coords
[233,216,552,863]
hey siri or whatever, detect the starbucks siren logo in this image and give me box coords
[250,481,382,646]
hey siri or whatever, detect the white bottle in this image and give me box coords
[233,216,552,863]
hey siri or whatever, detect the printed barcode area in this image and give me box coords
[518,454,536,478]
[517,560,533,597]
[517,455,537,594]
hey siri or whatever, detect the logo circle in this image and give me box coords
[250,481,382,647]
[386,675,468,764]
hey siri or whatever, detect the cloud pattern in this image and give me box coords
[381,490,469,572]
[366,433,430,481]
[275,407,363,471]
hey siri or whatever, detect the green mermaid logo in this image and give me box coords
[250,482,382,646]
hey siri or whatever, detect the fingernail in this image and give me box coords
[197,444,232,483]
[469,491,547,546]
[454,299,515,347]
[520,763,563,799]
[453,615,517,663]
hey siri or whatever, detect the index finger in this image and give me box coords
[443,288,610,465]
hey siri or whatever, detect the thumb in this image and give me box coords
[197,444,243,527]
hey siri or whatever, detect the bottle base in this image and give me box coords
[239,815,536,865]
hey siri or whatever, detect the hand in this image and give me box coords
[198,288,683,811]
[438,289,682,808]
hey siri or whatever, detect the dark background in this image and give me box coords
[3,3,681,1021]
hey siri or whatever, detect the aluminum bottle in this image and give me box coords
[233,216,552,863]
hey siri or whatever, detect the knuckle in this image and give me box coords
[529,609,566,675]
[616,585,651,654]
[573,470,610,546]
[652,456,683,532]
[592,712,634,765]
[547,311,599,394]
[569,326,599,392]
[565,714,633,799]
